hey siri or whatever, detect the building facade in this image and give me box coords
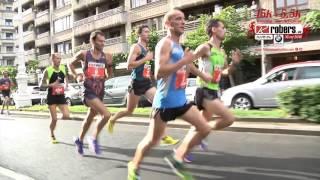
[12,0,320,72]
[0,0,16,67]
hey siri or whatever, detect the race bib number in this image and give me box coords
[143,64,151,78]
[52,86,64,95]
[0,84,9,90]
[86,62,105,79]
[212,67,222,83]
[175,68,187,89]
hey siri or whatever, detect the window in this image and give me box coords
[6,46,14,52]
[109,31,120,38]
[6,7,12,11]
[274,0,308,10]
[54,16,72,33]
[115,77,130,88]
[5,19,13,26]
[131,0,160,8]
[298,66,320,79]
[267,68,297,82]
[56,0,70,9]
[5,33,13,39]
[55,41,72,54]
[7,59,14,66]
[105,79,115,89]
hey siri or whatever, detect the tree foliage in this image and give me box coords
[26,59,39,73]
[300,10,320,31]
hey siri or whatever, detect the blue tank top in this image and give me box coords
[131,44,148,81]
[153,39,187,109]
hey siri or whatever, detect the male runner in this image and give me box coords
[0,71,13,115]
[70,30,113,155]
[184,19,241,161]
[40,53,71,144]
[127,9,212,180]
[106,24,179,145]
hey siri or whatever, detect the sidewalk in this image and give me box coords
[10,110,320,136]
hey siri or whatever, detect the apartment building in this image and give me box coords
[0,0,16,66]
[12,0,320,71]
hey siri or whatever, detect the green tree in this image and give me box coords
[112,52,128,68]
[26,59,39,73]
[184,6,254,57]
[300,10,320,31]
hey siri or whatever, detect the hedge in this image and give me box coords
[277,85,320,123]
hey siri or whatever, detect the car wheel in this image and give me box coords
[231,94,253,110]
[66,98,72,106]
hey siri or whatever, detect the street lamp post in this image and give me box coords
[14,0,32,108]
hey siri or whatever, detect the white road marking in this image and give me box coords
[0,166,35,180]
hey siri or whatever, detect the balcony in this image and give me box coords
[61,53,73,64]
[171,0,217,9]
[35,9,49,26]
[0,50,15,57]
[73,6,127,37]
[22,8,35,25]
[52,29,72,44]
[23,31,36,44]
[34,0,49,7]
[74,36,129,54]
[130,0,169,22]
[25,48,37,61]
[13,0,33,10]
[72,0,105,11]
[0,37,15,44]
[38,53,50,67]
[35,31,50,47]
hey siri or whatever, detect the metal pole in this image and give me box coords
[261,39,266,76]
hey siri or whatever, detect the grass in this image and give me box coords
[10,105,288,118]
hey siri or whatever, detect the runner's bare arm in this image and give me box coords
[156,39,195,79]
[188,44,212,82]
[127,44,153,70]
[70,51,85,78]
[105,53,113,79]
[222,48,241,75]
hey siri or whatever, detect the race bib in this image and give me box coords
[212,67,222,83]
[86,62,105,79]
[0,84,9,90]
[143,64,151,78]
[52,86,64,95]
[175,67,187,89]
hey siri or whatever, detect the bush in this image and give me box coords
[277,85,320,122]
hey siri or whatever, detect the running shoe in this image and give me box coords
[106,118,116,134]
[87,136,101,155]
[160,135,180,146]
[127,161,141,180]
[199,139,208,152]
[74,137,84,155]
[173,149,193,163]
[164,154,194,180]
[51,136,58,144]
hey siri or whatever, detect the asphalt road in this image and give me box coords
[0,114,320,180]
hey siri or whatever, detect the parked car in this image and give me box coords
[41,83,83,106]
[185,78,197,103]
[12,86,47,105]
[221,61,320,109]
[104,76,151,107]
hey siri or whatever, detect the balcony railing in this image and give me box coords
[73,6,127,36]
[35,9,49,26]
[73,0,104,11]
[34,0,49,7]
[23,31,36,43]
[22,8,35,24]
[35,31,50,47]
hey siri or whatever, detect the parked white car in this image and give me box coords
[185,78,197,103]
[221,61,320,109]
[12,86,47,105]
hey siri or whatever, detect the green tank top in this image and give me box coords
[197,46,225,90]
[47,64,66,81]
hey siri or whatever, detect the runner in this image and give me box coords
[70,30,113,155]
[39,53,71,144]
[0,71,13,115]
[106,24,179,146]
[127,9,212,180]
[184,19,241,161]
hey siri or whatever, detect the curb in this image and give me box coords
[9,111,320,136]
[10,110,304,123]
